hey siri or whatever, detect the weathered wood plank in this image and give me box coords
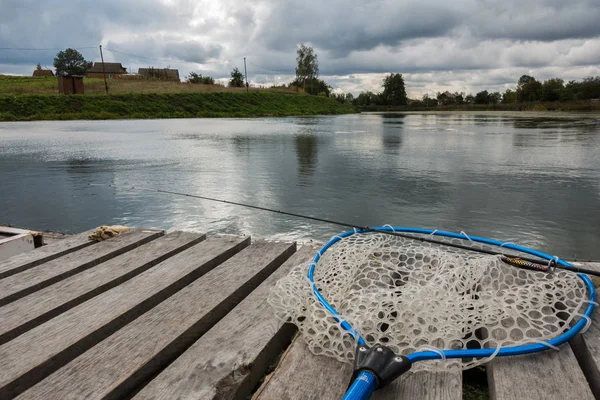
[0,229,164,306]
[253,337,461,400]
[0,231,205,345]
[573,261,600,274]
[375,371,461,400]
[18,240,296,400]
[133,245,315,400]
[0,236,250,399]
[253,337,352,400]
[0,229,96,279]
[487,345,594,400]
[569,309,600,398]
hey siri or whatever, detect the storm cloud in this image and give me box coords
[1,0,600,96]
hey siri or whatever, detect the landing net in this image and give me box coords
[268,230,590,371]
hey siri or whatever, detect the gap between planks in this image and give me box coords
[17,240,297,400]
[0,231,205,345]
[0,229,164,306]
[0,236,249,399]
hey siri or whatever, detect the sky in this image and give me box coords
[1,0,600,97]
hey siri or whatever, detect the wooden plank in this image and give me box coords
[487,345,594,400]
[18,240,296,400]
[0,235,250,399]
[0,229,163,306]
[253,337,461,400]
[569,309,600,398]
[0,229,96,279]
[0,231,205,345]
[133,245,315,400]
[253,337,352,400]
[375,371,461,400]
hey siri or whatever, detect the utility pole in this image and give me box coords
[99,45,109,95]
[243,57,248,92]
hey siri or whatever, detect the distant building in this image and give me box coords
[87,62,127,79]
[138,68,180,81]
[437,91,456,106]
[32,69,54,77]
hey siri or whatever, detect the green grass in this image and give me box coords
[0,92,357,121]
[0,75,300,95]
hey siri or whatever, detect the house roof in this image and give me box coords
[87,62,127,74]
[138,68,180,79]
[439,91,455,99]
[32,70,54,77]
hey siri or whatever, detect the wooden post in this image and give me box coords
[244,57,248,92]
[99,45,109,95]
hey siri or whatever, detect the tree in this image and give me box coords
[382,73,408,105]
[229,67,244,87]
[541,78,564,101]
[187,72,215,85]
[475,90,490,104]
[454,92,465,104]
[36,63,42,71]
[516,75,541,102]
[53,48,91,76]
[295,43,319,94]
[489,91,502,104]
[502,89,517,104]
[465,94,475,104]
[580,76,600,99]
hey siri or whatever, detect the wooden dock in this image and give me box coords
[0,228,599,399]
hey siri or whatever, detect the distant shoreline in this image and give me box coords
[359,101,600,113]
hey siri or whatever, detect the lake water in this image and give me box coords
[1,112,599,259]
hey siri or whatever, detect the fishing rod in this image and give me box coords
[89,183,600,277]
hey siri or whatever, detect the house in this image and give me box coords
[437,91,456,106]
[32,69,54,77]
[87,62,127,79]
[138,68,180,81]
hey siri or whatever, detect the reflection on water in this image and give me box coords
[295,134,318,183]
[1,113,599,259]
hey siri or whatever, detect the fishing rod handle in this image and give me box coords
[342,371,377,400]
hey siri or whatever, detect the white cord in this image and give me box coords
[460,231,473,241]
[575,313,593,334]
[383,224,396,232]
[417,345,446,360]
[535,340,560,351]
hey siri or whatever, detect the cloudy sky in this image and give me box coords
[1,0,600,97]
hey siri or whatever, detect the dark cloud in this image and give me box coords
[1,0,600,96]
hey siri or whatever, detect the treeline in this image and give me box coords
[332,74,600,108]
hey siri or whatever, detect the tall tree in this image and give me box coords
[229,67,244,87]
[53,48,91,76]
[489,91,502,104]
[541,78,565,101]
[516,75,542,102]
[295,43,319,94]
[36,63,42,71]
[502,89,517,104]
[475,90,490,104]
[382,73,408,105]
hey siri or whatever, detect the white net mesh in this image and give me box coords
[268,232,589,371]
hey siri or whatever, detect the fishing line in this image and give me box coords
[89,183,600,276]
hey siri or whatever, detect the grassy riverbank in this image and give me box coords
[0,75,296,95]
[0,92,356,121]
